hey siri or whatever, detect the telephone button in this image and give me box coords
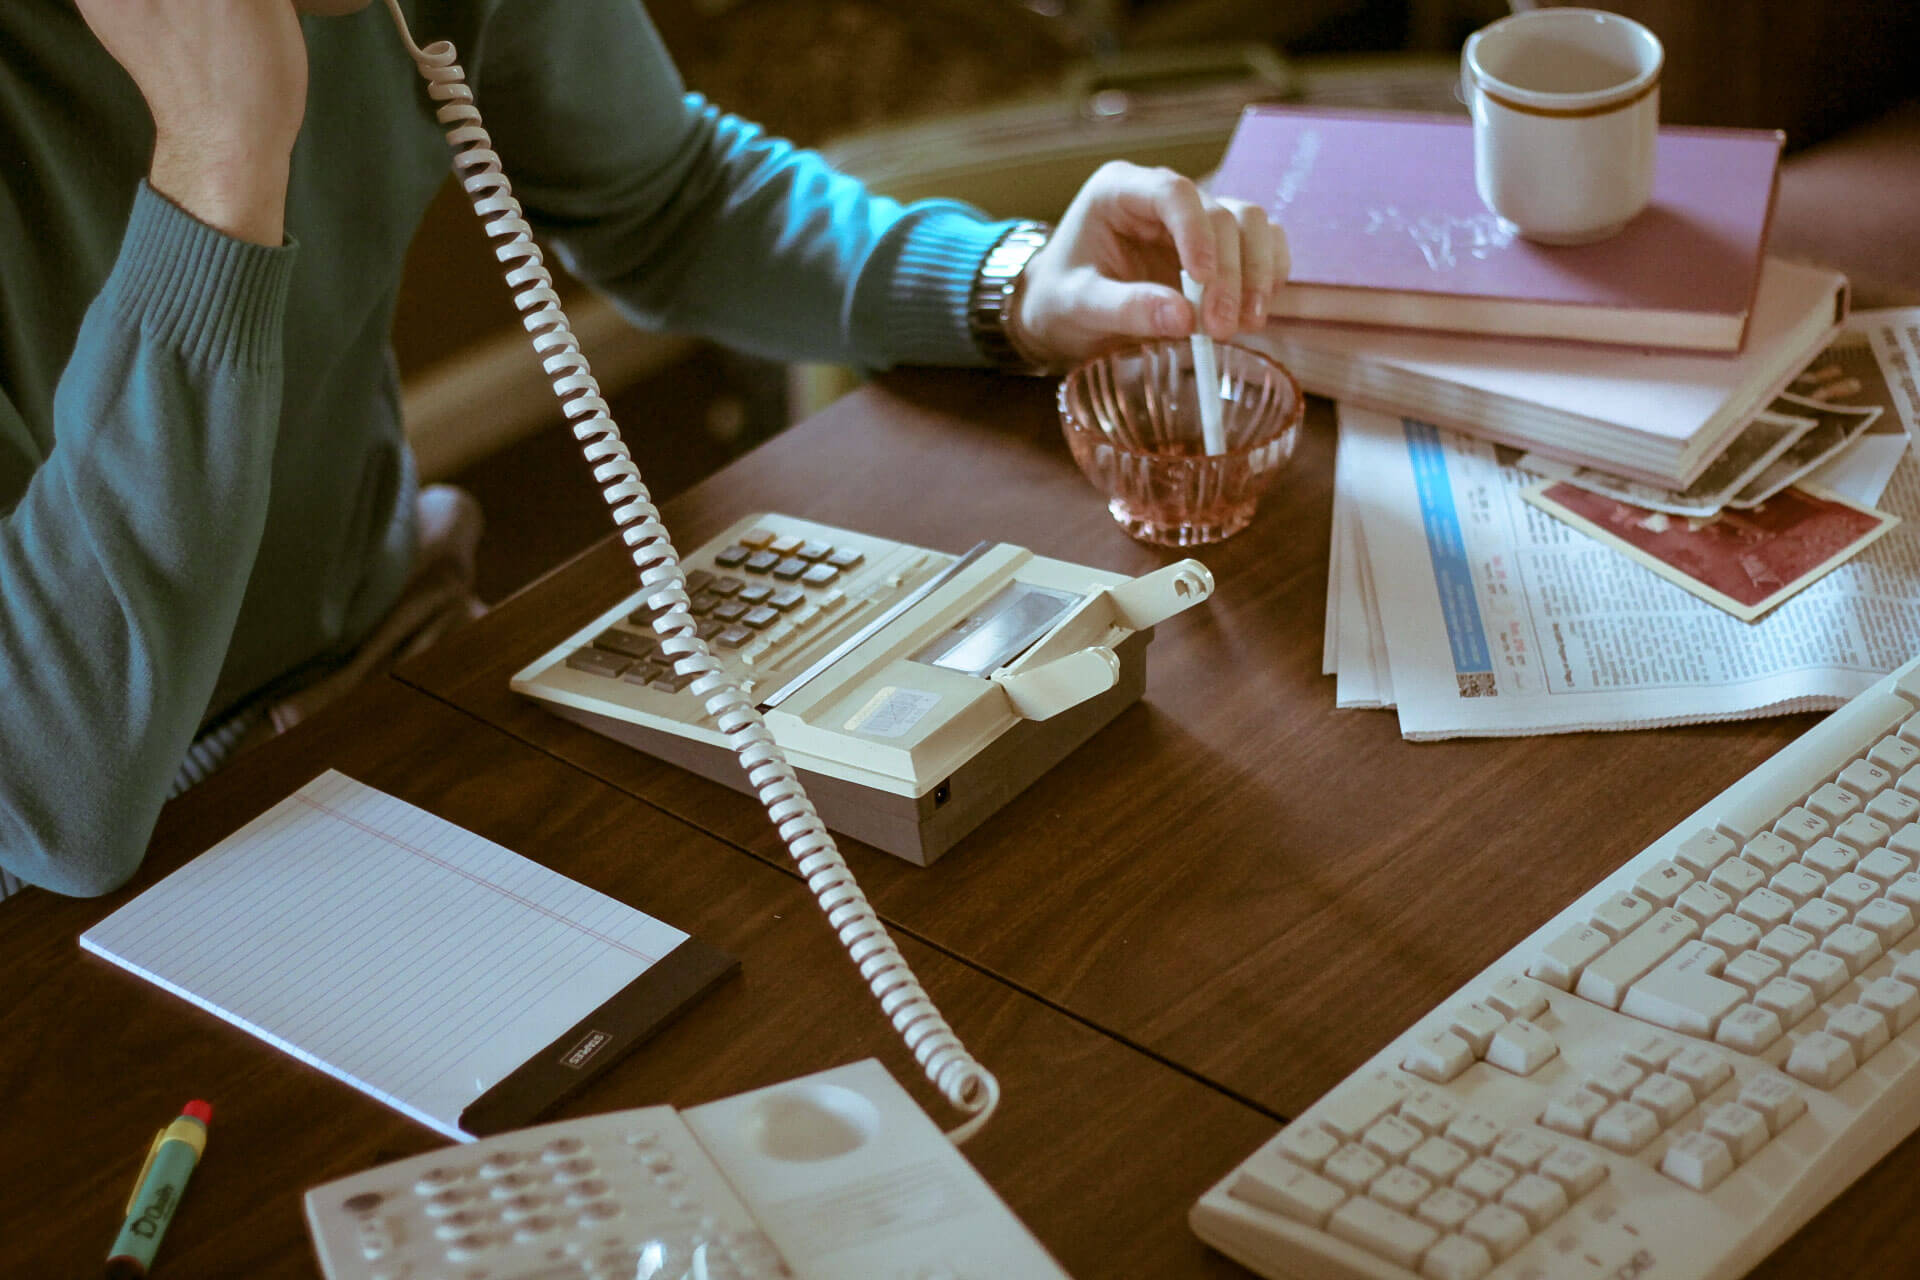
[716,626,753,649]
[710,576,746,597]
[771,557,810,580]
[742,606,779,630]
[796,540,833,561]
[683,569,717,592]
[768,587,807,611]
[712,601,749,623]
[739,527,778,549]
[743,550,780,574]
[801,563,840,586]
[736,583,774,605]
[826,547,864,569]
[714,544,752,568]
[768,535,805,556]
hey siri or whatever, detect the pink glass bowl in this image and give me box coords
[1058,340,1304,546]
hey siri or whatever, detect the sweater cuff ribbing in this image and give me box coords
[863,206,1013,369]
[102,182,297,370]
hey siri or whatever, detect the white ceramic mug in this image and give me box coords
[1461,7,1663,245]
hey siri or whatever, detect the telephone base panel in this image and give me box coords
[548,631,1150,865]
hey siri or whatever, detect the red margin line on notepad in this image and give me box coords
[295,795,661,964]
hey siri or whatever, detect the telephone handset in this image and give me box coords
[305,1058,1071,1279]
[376,0,1008,1139]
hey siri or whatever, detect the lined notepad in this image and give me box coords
[83,771,727,1141]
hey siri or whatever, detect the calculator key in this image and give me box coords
[714,626,753,649]
[743,550,780,573]
[711,600,749,623]
[709,575,744,597]
[767,534,804,556]
[741,605,780,629]
[826,547,864,569]
[771,556,810,580]
[713,544,750,568]
[689,590,723,616]
[593,629,656,661]
[621,664,663,687]
[566,649,629,678]
[738,527,777,548]
[736,583,774,605]
[801,562,840,586]
[695,619,725,641]
[768,586,807,611]
[796,540,833,561]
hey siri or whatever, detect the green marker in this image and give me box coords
[106,1100,211,1278]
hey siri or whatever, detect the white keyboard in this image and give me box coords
[1193,656,1920,1280]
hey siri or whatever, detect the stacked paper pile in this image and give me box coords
[1322,311,1920,739]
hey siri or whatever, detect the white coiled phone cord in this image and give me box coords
[381,1,998,1142]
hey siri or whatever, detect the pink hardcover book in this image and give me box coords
[1212,107,1785,352]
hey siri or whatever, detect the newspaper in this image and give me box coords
[1336,404,1920,739]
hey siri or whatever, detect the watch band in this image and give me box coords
[967,220,1053,375]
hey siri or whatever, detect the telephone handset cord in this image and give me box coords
[380,0,998,1143]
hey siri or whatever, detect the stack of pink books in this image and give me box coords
[1215,107,1848,486]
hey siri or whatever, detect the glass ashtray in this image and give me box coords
[1057,340,1303,546]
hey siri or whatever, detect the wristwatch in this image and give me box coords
[966,220,1053,375]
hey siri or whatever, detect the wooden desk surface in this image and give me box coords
[2,678,1269,1278]
[396,370,1920,1277]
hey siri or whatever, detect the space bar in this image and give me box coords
[1710,689,1915,841]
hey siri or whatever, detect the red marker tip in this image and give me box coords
[183,1100,212,1124]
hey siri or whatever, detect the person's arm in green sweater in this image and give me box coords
[0,190,296,896]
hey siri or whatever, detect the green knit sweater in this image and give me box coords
[0,0,1008,896]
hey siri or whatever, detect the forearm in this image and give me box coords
[0,186,295,896]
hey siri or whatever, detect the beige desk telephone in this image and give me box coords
[306,1059,1068,1280]
[362,8,1205,1271]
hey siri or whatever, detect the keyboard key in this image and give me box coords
[1858,848,1915,885]
[1791,899,1849,939]
[1414,1186,1479,1233]
[1868,789,1920,828]
[1835,812,1893,854]
[1540,1088,1609,1138]
[1666,1045,1733,1096]
[1736,888,1796,930]
[1537,1145,1608,1197]
[1449,1003,1506,1056]
[1420,1233,1493,1280]
[1368,1167,1432,1215]
[1788,950,1850,999]
[1753,977,1818,1028]
[1319,1073,1407,1140]
[1497,1173,1566,1230]
[1704,1102,1771,1161]
[1708,858,1768,901]
[1856,897,1916,945]
[1824,872,1883,914]
[1621,1029,1680,1070]
[1443,1114,1502,1157]
[1838,760,1895,798]
[1785,1031,1857,1088]
[1229,1149,1346,1225]
[1452,1158,1515,1201]
[1822,922,1883,973]
[1275,1123,1339,1170]
[1489,1130,1554,1172]
[1591,1102,1660,1154]
[1772,864,1829,906]
[1738,1073,1808,1133]
[1773,806,1830,850]
[1530,924,1611,990]
[1403,1030,1474,1084]
[1327,1196,1438,1269]
[1485,1020,1558,1075]
[1660,1131,1735,1192]
[1590,892,1656,940]
[1322,1144,1388,1193]
[1871,735,1920,774]
[1715,1004,1784,1054]
[1621,941,1744,1036]
[1628,1073,1696,1126]
[1361,1116,1423,1163]
[1826,1003,1892,1060]
[1861,976,1920,1034]
[1674,829,1736,877]
[1896,951,1920,987]
[1741,831,1800,875]
[1806,783,1864,825]
[1406,1137,1471,1185]
[1889,871,1920,910]
[1758,925,1817,964]
[1703,914,1763,957]
[1577,909,1700,1008]
[1635,861,1693,907]
[1460,1203,1531,1260]
[1893,828,1920,860]
[1398,1088,1459,1135]
[1803,837,1862,879]
[1485,975,1550,1020]
[1584,1057,1645,1099]
[1674,882,1733,927]
[1723,949,1783,992]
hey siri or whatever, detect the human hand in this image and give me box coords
[74,0,311,244]
[1011,160,1289,371]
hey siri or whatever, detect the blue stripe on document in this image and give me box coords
[1403,420,1494,678]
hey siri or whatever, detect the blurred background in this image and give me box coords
[392,0,1919,602]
